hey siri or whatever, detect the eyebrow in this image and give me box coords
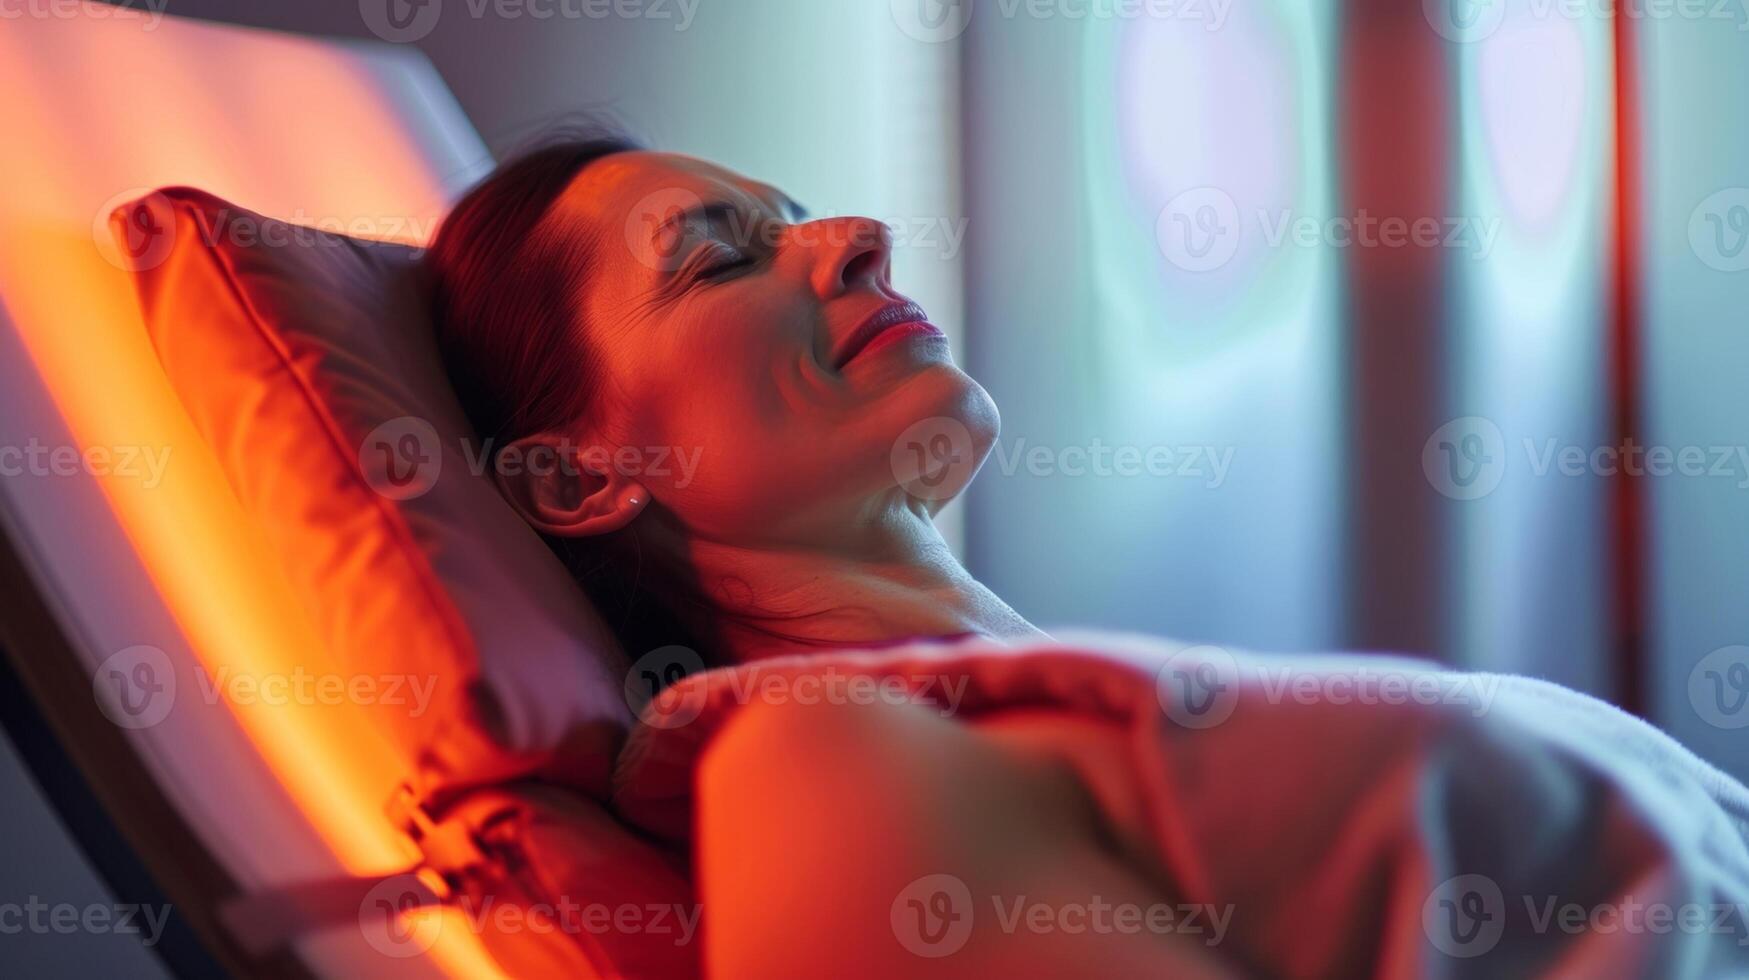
[649,200,742,246]
[746,179,808,222]
[646,193,812,246]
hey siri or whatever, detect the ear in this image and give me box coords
[493,433,649,537]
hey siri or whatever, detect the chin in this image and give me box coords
[874,364,999,507]
[952,373,1000,464]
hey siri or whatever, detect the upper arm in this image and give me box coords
[695,696,1239,978]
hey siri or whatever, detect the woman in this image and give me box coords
[429,131,1239,976]
[427,133,1749,978]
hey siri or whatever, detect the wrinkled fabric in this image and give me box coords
[613,631,1749,978]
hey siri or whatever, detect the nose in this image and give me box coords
[798,216,893,299]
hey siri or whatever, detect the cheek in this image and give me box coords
[614,350,803,509]
[650,384,805,506]
[639,293,814,437]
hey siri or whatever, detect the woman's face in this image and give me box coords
[546,151,997,548]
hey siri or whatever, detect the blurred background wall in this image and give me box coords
[962,1,1346,658]
[56,0,1749,781]
[1639,8,1749,787]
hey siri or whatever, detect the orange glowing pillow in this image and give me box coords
[115,187,632,804]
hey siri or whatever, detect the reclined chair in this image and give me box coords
[0,7,688,976]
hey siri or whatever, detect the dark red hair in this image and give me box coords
[427,128,641,447]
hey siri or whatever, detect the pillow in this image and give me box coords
[115,187,632,804]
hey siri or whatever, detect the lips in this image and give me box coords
[832,301,944,369]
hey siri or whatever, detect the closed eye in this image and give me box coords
[696,243,755,280]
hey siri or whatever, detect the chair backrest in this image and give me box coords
[0,6,526,976]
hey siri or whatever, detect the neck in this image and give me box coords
[653,508,1044,663]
